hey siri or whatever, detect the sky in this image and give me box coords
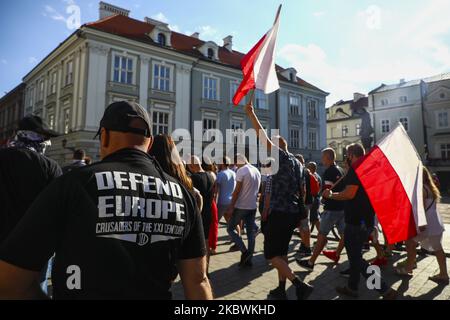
[1,0,450,106]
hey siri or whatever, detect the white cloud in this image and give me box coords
[198,25,218,37]
[28,57,38,64]
[169,24,180,33]
[313,11,325,18]
[44,5,56,13]
[43,1,80,30]
[278,1,450,107]
[151,12,169,23]
[357,5,382,30]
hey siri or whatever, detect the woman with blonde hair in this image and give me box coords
[395,166,448,284]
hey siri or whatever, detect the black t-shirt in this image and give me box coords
[0,148,206,300]
[343,167,375,228]
[322,164,345,211]
[0,147,62,243]
[190,172,214,239]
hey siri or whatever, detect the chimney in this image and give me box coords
[223,35,233,52]
[190,32,200,39]
[144,17,168,27]
[99,1,130,19]
[353,92,365,102]
[399,78,406,85]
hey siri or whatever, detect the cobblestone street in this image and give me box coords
[173,199,450,300]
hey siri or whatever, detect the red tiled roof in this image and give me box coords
[85,14,327,94]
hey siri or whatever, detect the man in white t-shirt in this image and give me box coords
[226,154,261,267]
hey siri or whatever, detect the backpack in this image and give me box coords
[309,173,320,197]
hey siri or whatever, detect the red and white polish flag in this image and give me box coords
[353,123,427,244]
[232,5,282,106]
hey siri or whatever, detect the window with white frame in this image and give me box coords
[202,115,218,141]
[65,60,73,86]
[289,95,300,116]
[399,96,407,103]
[381,98,388,106]
[28,88,34,107]
[255,89,268,109]
[48,113,55,130]
[38,80,44,101]
[230,118,245,144]
[441,143,450,159]
[207,48,215,60]
[307,100,317,118]
[356,123,361,136]
[308,130,317,150]
[331,127,337,138]
[203,76,219,100]
[437,111,449,128]
[63,108,70,134]
[342,125,349,137]
[157,33,166,46]
[399,117,409,131]
[381,119,390,133]
[152,110,170,135]
[153,63,171,91]
[50,72,57,95]
[113,55,133,85]
[230,82,241,104]
[289,128,300,149]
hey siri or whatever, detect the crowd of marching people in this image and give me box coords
[0,99,448,300]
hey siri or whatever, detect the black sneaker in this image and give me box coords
[340,268,351,278]
[229,244,239,252]
[239,251,252,267]
[296,245,312,258]
[268,287,287,300]
[296,258,314,271]
[295,282,314,300]
[394,243,404,251]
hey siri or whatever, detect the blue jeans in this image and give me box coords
[227,208,257,255]
[344,224,389,294]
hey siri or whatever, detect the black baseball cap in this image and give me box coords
[95,101,152,139]
[18,115,60,138]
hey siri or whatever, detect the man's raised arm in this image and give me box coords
[244,99,275,150]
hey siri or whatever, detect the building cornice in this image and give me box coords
[23,31,82,82]
[82,27,198,64]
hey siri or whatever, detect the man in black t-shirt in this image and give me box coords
[297,148,346,271]
[0,115,61,244]
[0,101,212,300]
[322,143,396,300]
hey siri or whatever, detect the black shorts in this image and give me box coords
[310,197,320,224]
[264,210,300,259]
